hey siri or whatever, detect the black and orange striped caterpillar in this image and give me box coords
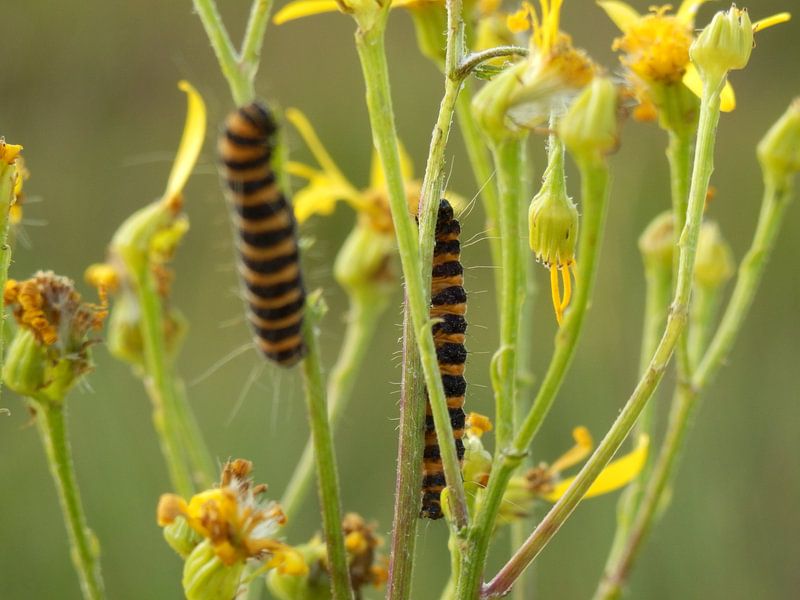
[421,199,467,520]
[218,102,306,367]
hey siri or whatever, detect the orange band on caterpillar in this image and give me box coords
[218,102,306,367]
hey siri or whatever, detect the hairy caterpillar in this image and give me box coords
[421,199,467,520]
[218,102,305,366]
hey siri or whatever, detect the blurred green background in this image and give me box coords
[1,1,798,598]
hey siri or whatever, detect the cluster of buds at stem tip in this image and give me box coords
[3,272,108,403]
[757,99,800,185]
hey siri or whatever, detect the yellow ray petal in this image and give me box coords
[0,142,23,164]
[543,435,650,502]
[293,180,363,223]
[752,12,791,33]
[676,0,710,27]
[163,81,206,203]
[369,141,415,190]
[286,107,352,184]
[549,426,593,474]
[682,63,736,112]
[596,1,640,33]
[273,0,341,25]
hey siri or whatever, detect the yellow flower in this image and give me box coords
[500,427,649,520]
[473,0,596,138]
[286,107,421,233]
[466,412,494,438]
[600,1,790,115]
[157,459,299,569]
[0,140,22,165]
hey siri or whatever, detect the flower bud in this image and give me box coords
[690,7,753,84]
[638,211,675,272]
[559,77,620,162]
[694,221,734,289]
[333,222,395,296]
[266,538,328,600]
[182,540,244,600]
[528,140,578,268]
[2,329,47,399]
[162,516,201,559]
[757,99,800,183]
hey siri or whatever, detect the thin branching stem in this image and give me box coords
[593,175,794,599]
[35,401,105,600]
[240,0,275,76]
[455,46,528,79]
[461,154,610,600]
[483,75,725,599]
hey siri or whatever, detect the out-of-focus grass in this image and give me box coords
[0,1,798,598]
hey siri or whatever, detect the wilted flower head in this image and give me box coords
[3,272,107,401]
[267,512,387,600]
[157,459,298,568]
[473,0,596,139]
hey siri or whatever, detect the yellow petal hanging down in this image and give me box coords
[682,64,737,112]
[291,174,362,223]
[542,434,650,502]
[596,1,640,33]
[163,81,207,204]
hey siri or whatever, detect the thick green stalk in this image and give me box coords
[135,266,196,498]
[282,289,388,519]
[354,16,468,528]
[0,162,16,395]
[482,79,724,599]
[687,285,722,368]
[299,302,353,600]
[458,158,610,600]
[386,300,426,600]
[240,0,274,79]
[490,139,526,451]
[35,401,105,600]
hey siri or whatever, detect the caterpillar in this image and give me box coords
[421,199,467,520]
[218,102,306,367]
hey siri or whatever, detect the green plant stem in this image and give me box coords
[135,266,196,498]
[458,157,610,600]
[602,128,691,575]
[482,77,724,599]
[489,139,526,451]
[192,0,275,105]
[687,285,721,368]
[171,378,216,489]
[299,301,353,600]
[281,289,388,519]
[34,400,105,600]
[354,12,468,528]
[599,261,671,575]
[594,175,794,598]
[455,84,503,305]
[0,162,16,396]
[387,299,426,600]
[240,0,274,78]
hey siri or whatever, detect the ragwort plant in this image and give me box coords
[2,0,798,599]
